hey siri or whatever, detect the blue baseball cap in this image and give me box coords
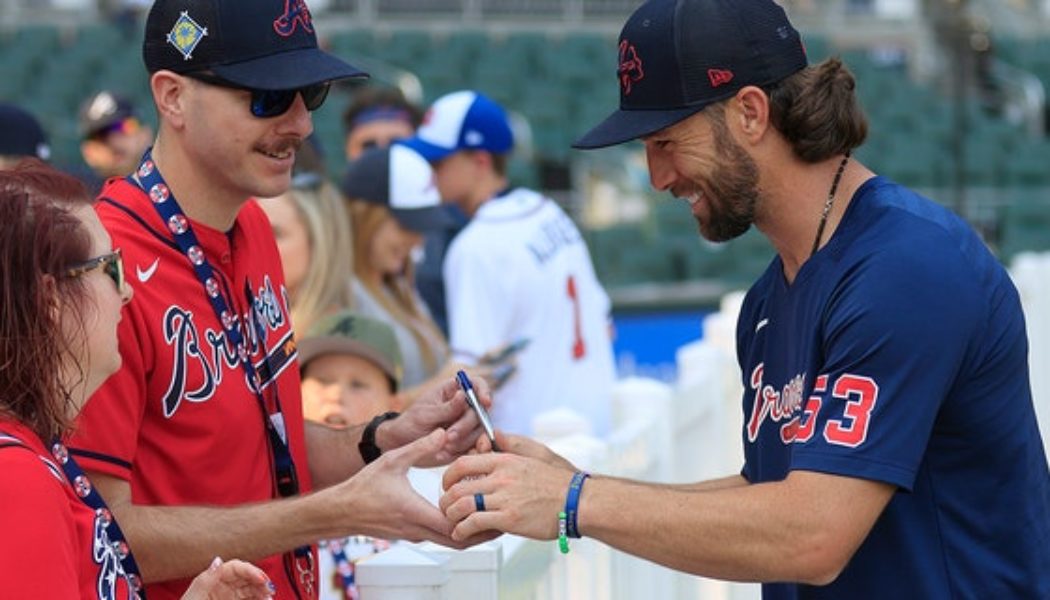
[574,0,807,149]
[143,0,367,90]
[400,90,514,162]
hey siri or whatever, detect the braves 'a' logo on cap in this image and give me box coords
[274,0,314,37]
[708,68,734,88]
[618,40,644,95]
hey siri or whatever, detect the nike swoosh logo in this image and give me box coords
[755,318,769,333]
[136,258,160,283]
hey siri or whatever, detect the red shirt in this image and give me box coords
[0,419,135,599]
[69,178,315,599]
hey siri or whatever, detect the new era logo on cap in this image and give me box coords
[401,90,514,162]
[708,68,734,87]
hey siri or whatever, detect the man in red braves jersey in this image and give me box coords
[69,1,492,599]
[440,0,1050,597]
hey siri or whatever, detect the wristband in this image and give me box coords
[564,471,590,539]
[358,411,400,464]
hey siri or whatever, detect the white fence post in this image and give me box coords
[356,544,449,600]
[1011,251,1050,454]
[414,541,502,600]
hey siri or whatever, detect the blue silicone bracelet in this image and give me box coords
[564,471,590,539]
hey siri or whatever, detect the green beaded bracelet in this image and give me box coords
[558,511,570,554]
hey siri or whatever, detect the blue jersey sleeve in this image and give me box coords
[789,240,982,491]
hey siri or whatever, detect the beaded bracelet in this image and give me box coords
[558,511,570,554]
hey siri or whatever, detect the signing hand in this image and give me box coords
[474,430,578,472]
[387,373,493,466]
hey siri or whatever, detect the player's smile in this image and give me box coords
[673,183,711,223]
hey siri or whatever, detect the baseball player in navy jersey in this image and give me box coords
[67,1,493,599]
[401,90,617,437]
[438,0,1050,596]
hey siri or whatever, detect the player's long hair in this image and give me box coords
[274,178,356,335]
[763,57,869,163]
[347,200,448,376]
[0,159,93,442]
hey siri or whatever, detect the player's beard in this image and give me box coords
[695,117,761,243]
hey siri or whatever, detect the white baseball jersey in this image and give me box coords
[445,188,615,436]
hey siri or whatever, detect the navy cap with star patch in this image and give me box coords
[143,0,367,90]
[574,0,807,149]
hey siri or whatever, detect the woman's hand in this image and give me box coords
[181,557,274,599]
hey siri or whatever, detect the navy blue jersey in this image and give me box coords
[737,176,1050,599]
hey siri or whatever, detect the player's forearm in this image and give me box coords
[607,473,748,493]
[577,473,887,585]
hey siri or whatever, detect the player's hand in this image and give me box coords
[181,557,274,599]
[386,374,492,466]
[440,450,575,542]
[475,430,578,472]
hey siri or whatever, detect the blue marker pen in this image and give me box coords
[456,370,500,452]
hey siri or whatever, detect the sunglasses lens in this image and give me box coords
[105,253,125,293]
[251,89,297,118]
[301,82,331,111]
[250,83,331,118]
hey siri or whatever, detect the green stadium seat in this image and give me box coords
[999,191,1050,260]
[327,30,377,59]
[1003,139,1050,187]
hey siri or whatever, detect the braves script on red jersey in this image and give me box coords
[69,178,314,600]
[1,420,135,599]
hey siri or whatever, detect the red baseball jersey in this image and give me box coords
[69,178,315,599]
[0,419,136,599]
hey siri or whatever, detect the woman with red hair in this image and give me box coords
[0,159,275,599]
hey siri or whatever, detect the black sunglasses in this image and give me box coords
[67,249,126,294]
[186,72,331,118]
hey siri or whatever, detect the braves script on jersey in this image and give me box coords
[0,421,136,599]
[737,177,1050,598]
[69,178,313,600]
[445,188,615,435]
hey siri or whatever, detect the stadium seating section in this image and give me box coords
[2,24,1047,294]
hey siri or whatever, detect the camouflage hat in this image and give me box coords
[298,311,404,391]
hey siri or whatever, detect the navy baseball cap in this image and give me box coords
[78,91,137,139]
[342,144,453,232]
[143,0,367,90]
[400,90,514,162]
[0,103,50,160]
[574,0,808,149]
